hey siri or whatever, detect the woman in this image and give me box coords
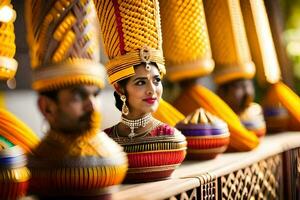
[108,63,167,138]
[105,62,186,182]
[94,0,186,182]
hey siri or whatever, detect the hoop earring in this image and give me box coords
[120,95,129,115]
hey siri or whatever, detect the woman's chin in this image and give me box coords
[134,103,159,115]
[138,107,157,115]
[149,104,159,113]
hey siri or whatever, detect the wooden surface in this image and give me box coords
[173,132,300,178]
[112,178,200,200]
[20,132,300,200]
[113,132,300,200]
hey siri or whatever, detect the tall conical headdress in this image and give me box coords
[203,0,256,85]
[240,0,281,86]
[159,0,214,82]
[94,0,165,85]
[173,0,260,151]
[25,0,106,91]
[240,0,300,128]
[0,0,39,153]
[0,0,17,80]
[264,0,294,88]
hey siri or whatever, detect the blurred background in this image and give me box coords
[1,0,299,137]
[0,0,120,137]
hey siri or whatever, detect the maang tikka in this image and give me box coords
[140,46,151,71]
[121,95,129,115]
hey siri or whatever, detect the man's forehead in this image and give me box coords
[60,85,101,94]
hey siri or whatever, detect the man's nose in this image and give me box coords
[244,82,254,101]
[85,96,98,112]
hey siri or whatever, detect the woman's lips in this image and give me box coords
[143,98,157,104]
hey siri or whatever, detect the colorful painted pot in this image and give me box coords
[176,108,230,160]
[28,131,128,198]
[240,103,266,138]
[107,122,187,182]
[263,104,289,133]
[0,144,30,200]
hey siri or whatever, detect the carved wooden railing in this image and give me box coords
[112,132,300,200]
[21,132,300,199]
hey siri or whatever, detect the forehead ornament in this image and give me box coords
[140,46,151,71]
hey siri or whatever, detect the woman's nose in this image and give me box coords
[147,82,155,95]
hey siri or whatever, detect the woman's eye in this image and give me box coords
[153,77,161,85]
[135,80,145,86]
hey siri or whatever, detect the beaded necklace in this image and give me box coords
[120,113,152,138]
[114,120,161,139]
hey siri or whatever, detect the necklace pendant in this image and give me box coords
[128,132,135,138]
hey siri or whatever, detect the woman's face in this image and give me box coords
[125,64,162,117]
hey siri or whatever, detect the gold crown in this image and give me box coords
[25,0,105,91]
[0,0,17,81]
[160,0,214,82]
[94,0,165,84]
[203,0,256,85]
[240,0,281,86]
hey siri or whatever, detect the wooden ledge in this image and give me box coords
[113,132,300,199]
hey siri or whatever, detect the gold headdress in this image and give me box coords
[0,0,17,80]
[94,0,165,84]
[159,0,214,82]
[264,0,294,87]
[173,0,260,151]
[241,0,300,128]
[25,0,105,92]
[0,0,39,153]
[240,0,280,86]
[203,0,256,85]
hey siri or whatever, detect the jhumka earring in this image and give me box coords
[121,95,129,115]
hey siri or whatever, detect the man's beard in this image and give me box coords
[54,111,102,135]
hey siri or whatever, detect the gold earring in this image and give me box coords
[120,95,129,115]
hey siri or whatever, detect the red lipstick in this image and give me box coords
[143,97,157,104]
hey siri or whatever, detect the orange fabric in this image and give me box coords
[153,99,185,127]
[272,82,300,123]
[174,85,259,151]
